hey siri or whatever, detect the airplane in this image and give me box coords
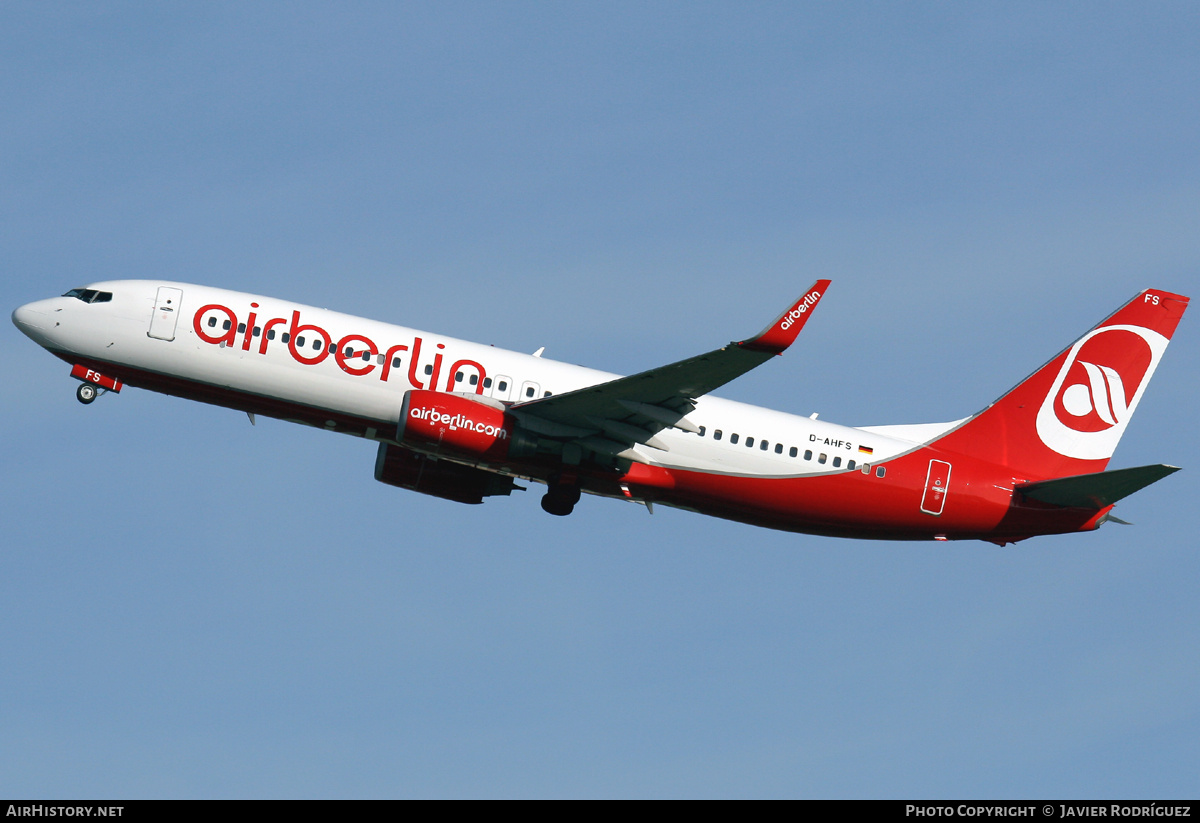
[11,280,1189,544]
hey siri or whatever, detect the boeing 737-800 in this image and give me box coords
[12,280,1189,544]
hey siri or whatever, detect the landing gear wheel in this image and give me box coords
[76,383,97,404]
[541,493,575,516]
[541,484,581,517]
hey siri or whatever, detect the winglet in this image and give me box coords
[737,280,831,354]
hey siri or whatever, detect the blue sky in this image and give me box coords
[2,2,1198,798]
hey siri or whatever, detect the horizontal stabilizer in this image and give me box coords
[1018,464,1180,509]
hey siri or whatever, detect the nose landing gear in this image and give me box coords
[76,383,98,404]
[69,365,123,405]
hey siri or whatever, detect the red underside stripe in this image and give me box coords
[54,350,1103,541]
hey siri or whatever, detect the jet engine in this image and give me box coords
[398,389,537,461]
[374,443,517,504]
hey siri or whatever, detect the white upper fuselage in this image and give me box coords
[13,280,931,479]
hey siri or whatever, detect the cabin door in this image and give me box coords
[920,460,952,516]
[148,286,184,341]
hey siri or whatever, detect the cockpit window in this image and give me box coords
[62,288,112,304]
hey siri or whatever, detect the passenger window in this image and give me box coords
[714,430,722,441]
[313,339,322,351]
[208,317,217,328]
[237,323,246,334]
[789,446,798,458]
[818,453,827,464]
[544,391,552,397]
[833,456,842,468]
[361,351,369,361]
[223,320,232,331]
[253,327,260,337]
[774,443,783,454]
[424,364,433,375]
[861,464,871,474]
[804,450,813,461]
[267,329,276,340]
[847,460,856,471]
[698,426,706,437]
[730,433,739,444]
[483,377,492,389]
[525,386,535,398]
[876,466,886,478]
[470,374,478,386]
[282,333,290,344]
[746,437,754,448]
[455,372,464,383]
[392,357,402,368]
[498,381,508,392]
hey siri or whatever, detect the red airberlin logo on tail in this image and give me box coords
[1053,332,1151,432]
[1036,325,1167,460]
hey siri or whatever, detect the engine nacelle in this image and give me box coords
[399,389,534,460]
[374,443,516,504]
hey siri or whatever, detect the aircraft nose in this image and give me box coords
[12,302,46,333]
[12,299,57,341]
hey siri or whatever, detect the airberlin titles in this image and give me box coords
[401,390,518,462]
[779,287,823,331]
[193,301,487,393]
[409,404,510,439]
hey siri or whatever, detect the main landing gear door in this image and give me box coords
[921,459,952,516]
[148,286,184,341]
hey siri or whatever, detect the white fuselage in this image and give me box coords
[22,278,1182,543]
[14,280,928,480]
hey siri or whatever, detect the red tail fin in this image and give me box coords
[932,289,1189,478]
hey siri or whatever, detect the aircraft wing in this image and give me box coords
[508,280,830,453]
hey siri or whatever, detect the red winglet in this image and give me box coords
[737,279,831,354]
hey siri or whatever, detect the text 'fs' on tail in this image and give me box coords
[930,289,1189,479]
